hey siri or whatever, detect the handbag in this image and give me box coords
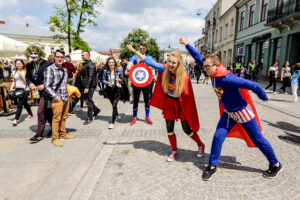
[15,88,26,98]
[44,69,65,109]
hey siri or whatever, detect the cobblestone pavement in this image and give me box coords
[90,80,300,200]
[0,80,299,200]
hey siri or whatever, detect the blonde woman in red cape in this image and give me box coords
[127,43,205,162]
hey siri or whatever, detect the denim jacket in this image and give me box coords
[102,69,123,86]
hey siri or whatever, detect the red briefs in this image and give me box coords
[162,96,186,121]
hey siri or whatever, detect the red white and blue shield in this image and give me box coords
[129,64,153,87]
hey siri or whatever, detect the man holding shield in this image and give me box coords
[127,43,153,126]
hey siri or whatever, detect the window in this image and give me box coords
[219,27,222,42]
[249,4,255,27]
[261,0,268,22]
[240,11,245,30]
[51,47,55,55]
[275,38,282,61]
[225,23,228,39]
[215,30,218,43]
[230,18,234,35]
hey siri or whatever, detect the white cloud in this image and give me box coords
[84,0,208,51]
[0,0,18,10]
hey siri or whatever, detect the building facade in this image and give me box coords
[235,0,300,76]
[0,23,69,57]
[194,36,206,55]
[217,1,238,67]
[159,47,194,64]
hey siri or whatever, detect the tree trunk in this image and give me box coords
[76,0,85,36]
[66,0,72,53]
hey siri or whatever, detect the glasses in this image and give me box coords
[55,56,65,59]
[203,64,216,70]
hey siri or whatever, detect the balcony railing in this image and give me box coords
[267,0,300,24]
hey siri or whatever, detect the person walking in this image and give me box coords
[10,59,34,126]
[291,63,300,103]
[280,61,291,94]
[102,57,123,129]
[80,50,100,123]
[64,55,76,85]
[44,49,75,147]
[26,45,53,142]
[265,61,279,94]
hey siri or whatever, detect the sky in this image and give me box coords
[0,0,217,51]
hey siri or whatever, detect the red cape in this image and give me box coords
[215,65,261,147]
[149,70,200,133]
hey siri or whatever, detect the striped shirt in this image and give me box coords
[44,64,69,101]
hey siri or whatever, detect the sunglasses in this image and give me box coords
[203,64,217,70]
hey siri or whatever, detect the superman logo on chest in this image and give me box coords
[214,87,224,99]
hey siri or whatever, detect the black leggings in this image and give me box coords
[109,94,120,124]
[133,85,150,110]
[265,77,276,92]
[165,119,192,135]
[280,77,290,93]
[15,92,33,120]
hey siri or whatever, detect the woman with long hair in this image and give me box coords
[102,57,123,129]
[291,63,300,102]
[10,59,34,126]
[265,61,279,94]
[280,61,291,94]
[126,43,205,162]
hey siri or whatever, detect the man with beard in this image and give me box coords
[26,46,53,142]
[80,50,100,123]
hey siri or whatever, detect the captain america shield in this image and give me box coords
[129,63,153,87]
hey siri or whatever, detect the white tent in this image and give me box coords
[0,34,28,58]
[10,55,27,60]
[69,50,108,63]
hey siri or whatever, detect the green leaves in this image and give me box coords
[120,28,160,60]
[48,0,103,52]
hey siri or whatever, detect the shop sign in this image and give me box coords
[252,33,271,43]
[237,47,243,56]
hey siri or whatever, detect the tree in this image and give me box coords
[120,28,160,60]
[49,0,103,53]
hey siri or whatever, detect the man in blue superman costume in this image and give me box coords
[126,44,205,162]
[180,37,282,181]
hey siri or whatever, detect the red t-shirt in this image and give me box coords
[64,62,76,79]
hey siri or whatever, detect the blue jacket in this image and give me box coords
[102,69,123,86]
[291,70,300,85]
[186,43,268,112]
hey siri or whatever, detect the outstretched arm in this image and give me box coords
[126,45,164,72]
[179,37,203,67]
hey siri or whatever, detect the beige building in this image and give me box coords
[217,1,237,67]
[0,23,69,57]
[194,36,205,55]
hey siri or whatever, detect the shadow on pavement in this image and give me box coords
[104,140,263,173]
[278,131,300,146]
[262,120,300,134]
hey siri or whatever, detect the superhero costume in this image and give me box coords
[143,57,204,155]
[186,43,279,166]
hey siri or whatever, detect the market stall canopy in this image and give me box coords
[0,35,28,58]
[69,50,108,63]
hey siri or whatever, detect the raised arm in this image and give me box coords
[179,37,203,67]
[126,45,164,72]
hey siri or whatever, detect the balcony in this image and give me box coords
[266,0,300,31]
[202,28,208,35]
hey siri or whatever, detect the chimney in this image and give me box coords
[26,23,29,27]
[0,21,5,24]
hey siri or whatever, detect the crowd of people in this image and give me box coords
[1,36,300,182]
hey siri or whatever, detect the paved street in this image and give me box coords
[0,80,299,200]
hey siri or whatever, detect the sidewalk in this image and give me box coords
[0,81,299,200]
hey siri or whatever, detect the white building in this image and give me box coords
[0,23,69,57]
[159,47,194,65]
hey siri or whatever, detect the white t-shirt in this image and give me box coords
[14,71,27,89]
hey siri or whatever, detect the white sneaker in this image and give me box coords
[108,123,114,129]
[167,151,178,162]
[273,92,277,95]
[76,106,83,111]
[12,119,18,126]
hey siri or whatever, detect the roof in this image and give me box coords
[0,24,56,38]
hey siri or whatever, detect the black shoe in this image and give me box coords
[263,162,283,179]
[93,108,101,118]
[85,118,93,124]
[29,135,44,143]
[46,130,52,138]
[202,165,217,181]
